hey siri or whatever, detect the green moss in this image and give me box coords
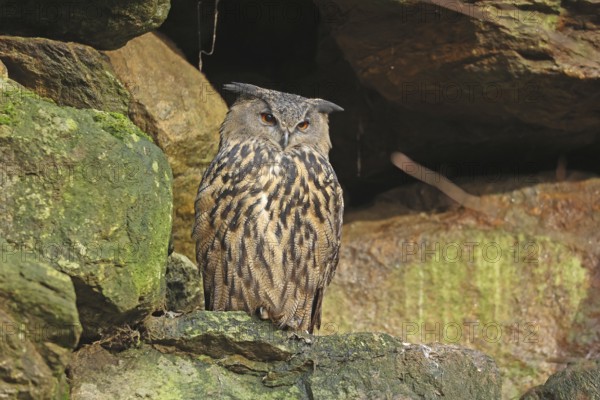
[323,218,590,395]
[1,76,173,339]
[387,230,586,398]
[92,111,154,143]
[72,313,500,398]
[0,237,81,398]
[0,101,16,125]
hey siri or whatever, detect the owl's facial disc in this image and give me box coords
[257,107,287,148]
[254,99,317,150]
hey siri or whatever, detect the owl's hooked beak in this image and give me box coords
[281,129,290,148]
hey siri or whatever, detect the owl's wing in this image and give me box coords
[193,141,265,311]
[309,159,344,333]
[192,153,222,310]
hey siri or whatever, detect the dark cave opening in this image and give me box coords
[160,0,600,208]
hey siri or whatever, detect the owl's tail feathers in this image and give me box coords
[309,288,324,334]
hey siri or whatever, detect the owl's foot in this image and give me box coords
[258,307,270,320]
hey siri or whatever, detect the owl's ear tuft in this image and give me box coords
[313,99,344,114]
[223,82,264,99]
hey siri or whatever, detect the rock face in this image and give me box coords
[0,0,171,50]
[0,238,81,399]
[0,33,224,262]
[324,175,600,397]
[69,312,501,399]
[165,252,203,312]
[521,358,600,399]
[314,0,600,176]
[0,78,173,339]
[105,33,226,261]
[0,36,130,114]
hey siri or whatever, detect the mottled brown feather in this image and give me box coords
[193,84,343,333]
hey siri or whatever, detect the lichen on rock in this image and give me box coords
[68,311,502,399]
[0,77,173,340]
[0,237,81,399]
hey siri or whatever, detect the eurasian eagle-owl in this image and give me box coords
[193,82,344,333]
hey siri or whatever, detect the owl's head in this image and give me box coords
[221,82,343,155]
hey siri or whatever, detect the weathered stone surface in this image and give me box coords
[0,0,171,50]
[521,358,600,399]
[69,311,501,399]
[314,0,600,176]
[0,59,6,78]
[324,175,600,398]
[0,36,130,114]
[165,252,203,312]
[0,238,81,400]
[0,78,173,339]
[105,33,225,261]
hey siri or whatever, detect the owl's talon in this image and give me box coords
[258,307,270,320]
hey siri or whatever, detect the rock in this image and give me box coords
[165,252,203,312]
[0,78,173,340]
[0,59,6,78]
[324,175,600,398]
[521,358,600,399]
[0,0,171,50]
[0,36,130,114]
[0,237,81,399]
[104,33,226,261]
[313,0,600,175]
[69,311,501,399]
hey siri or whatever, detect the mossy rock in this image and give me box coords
[521,358,600,399]
[0,237,81,399]
[0,78,173,339]
[69,311,501,399]
[325,177,600,398]
[0,36,131,114]
[165,252,203,312]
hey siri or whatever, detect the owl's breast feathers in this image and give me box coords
[193,139,343,332]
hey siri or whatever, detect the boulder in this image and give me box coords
[0,0,171,50]
[165,252,203,312]
[313,0,600,176]
[0,78,172,339]
[68,311,501,399]
[521,358,600,399]
[0,238,81,399]
[0,36,130,114]
[324,175,600,398]
[0,33,223,262]
[105,33,226,261]
[0,59,6,78]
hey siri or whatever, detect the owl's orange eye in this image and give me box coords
[260,113,276,125]
[297,120,309,131]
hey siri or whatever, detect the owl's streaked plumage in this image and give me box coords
[192,82,343,333]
